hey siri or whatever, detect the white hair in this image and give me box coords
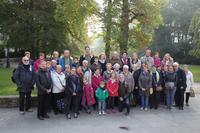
[173,62,179,66]
[83,60,88,64]
[123,65,129,69]
[113,63,120,68]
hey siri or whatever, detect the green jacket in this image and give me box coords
[95,87,109,102]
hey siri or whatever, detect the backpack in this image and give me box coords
[11,68,16,83]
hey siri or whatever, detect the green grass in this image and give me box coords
[180,65,200,83]
[0,65,199,96]
[0,68,37,96]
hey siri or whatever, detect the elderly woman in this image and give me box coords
[183,65,194,106]
[130,52,141,72]
[103,63,113,82]
[82,60,92,84]
[139,64,152,111]
[161,53,174,67]
[51,65,66,115]
[122,65,135,94]
[113,63,121,79]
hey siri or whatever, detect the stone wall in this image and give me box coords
[0,95,38,108]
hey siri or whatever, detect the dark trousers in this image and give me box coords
[66,94,79,114]
[53,92,65,113]
[19,92,31,111]
[118,98,130,113]
[175,89,185,108]
[133,89,141,106]
[108,97,115,109]
[150,90,160,109]
[37,94,49,117]
[186,92,190,104]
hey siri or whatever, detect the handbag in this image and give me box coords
[190,88,195,97]
[165,82,175,90]
[56,98,67,113]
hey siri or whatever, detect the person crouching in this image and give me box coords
[118,74,131,115]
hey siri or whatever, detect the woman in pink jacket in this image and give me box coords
[34,53,45,73]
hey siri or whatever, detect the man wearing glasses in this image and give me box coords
[14,56,35,115]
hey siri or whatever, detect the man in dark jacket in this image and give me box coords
[13,56,35,115]
[173,62,187,110]
[36,61,52,120]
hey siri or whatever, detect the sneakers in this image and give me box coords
[20,111,25,115]
[140,107,144,111]
[66,114,71,119]
[98,111,102,115]
[26,109,33,112]
[37,116,44,120]
[102,111,106,115]
[74,113,78,118]
[144,108,148,111]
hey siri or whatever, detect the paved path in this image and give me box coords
[0,94,200,133]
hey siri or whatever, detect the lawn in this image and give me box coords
[0,65,199,96]
[0,68,37,96]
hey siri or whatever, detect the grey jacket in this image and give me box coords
[139,71,152,96]
[13,64,35,93]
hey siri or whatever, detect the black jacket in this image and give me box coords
[13,64,35,92]
[36,69,52,95]
[176,68,187,90]
[133,69,142,89]
[65,75,82,95]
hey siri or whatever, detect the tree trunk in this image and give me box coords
[105,0,112,59]
[119,0,129,55]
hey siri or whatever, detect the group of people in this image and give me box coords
[13,46,194,120]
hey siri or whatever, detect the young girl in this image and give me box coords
[95,81,109,115]
[81,77,96,113]
[106,71,119,113]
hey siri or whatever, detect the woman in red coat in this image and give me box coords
[92,68,103,91]
[82,77,96,113]
[106,71,119,113]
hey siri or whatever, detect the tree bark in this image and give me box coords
[119,0,129,55]
[105,0,112,59]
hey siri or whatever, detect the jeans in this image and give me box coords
[19,92,31,111]
[166,89,176,109]
[141,95,149,108]
[98,101,106,112]
[118,98,130,113]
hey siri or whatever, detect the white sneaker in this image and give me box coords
[98,111,102,115]
[144,108,148,111]
[20,111,25,115]
[140,107,144,111]
[102,111,106,115]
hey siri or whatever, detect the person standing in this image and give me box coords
[164,65,177,110]
[139,64,152,111]
[14,56,35,115]
[95,81,109,115]
[140,49,154,71]
[65,67,81,119]
[109,51,122,66]
[183,65,194,106]
[173,62,187,110]
[130,52,141,72]
[79,46,93,66]
[120,52,131,71]
[59,50,73,70]
[98,53,107,75]
[51,65,66,114]
[34,52,45,73]
[36,61,52,120]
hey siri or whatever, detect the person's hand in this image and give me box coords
[47,89,51,94]
[120,97,123,101]
[142,88,146,91]
[73,93,76,96]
